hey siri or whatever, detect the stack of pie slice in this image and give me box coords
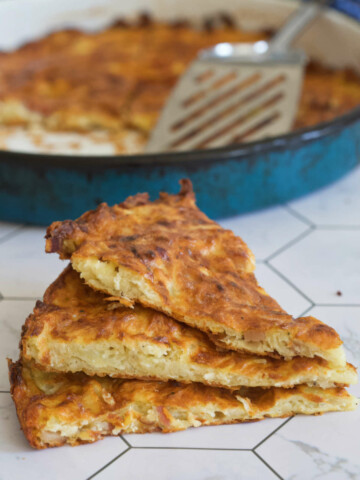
[10,180,358,449]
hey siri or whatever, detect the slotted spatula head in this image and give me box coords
[146,1,326,153]
[146,47,306,152]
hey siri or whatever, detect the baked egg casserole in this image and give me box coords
[0,14,359,153]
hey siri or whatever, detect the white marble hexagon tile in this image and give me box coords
[1,166,360,480]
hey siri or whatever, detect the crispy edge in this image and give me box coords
[8,359,44,449]
[9,358,358,449]
[45,179,194,258]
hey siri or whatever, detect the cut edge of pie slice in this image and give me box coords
[45,179,346,367]
[21,266,357,390]
[9,358,358,449]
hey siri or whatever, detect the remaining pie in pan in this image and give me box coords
[0,14,359,153]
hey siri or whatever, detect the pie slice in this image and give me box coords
[45,180,346,366]
[21,267,357,389]
[9,358,358,449]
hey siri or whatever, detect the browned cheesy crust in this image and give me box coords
[9,359,358,449]
[21,266,357,389]
[46,180,346,367]
[0,17,267,141]
[0,15,359,153]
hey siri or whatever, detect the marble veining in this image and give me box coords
[284,438,360,480]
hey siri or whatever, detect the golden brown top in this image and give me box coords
[46,180,344,359]
[9,358,356,448]
[22,266,355,388]
[0,14,359,144]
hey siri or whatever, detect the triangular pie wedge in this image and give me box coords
[9,358,358,449]
[46,180,346,367]
[21,267,357,389]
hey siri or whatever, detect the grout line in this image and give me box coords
[253,416,293,451]
[297,305,314,317]
[253,450,284,480]
[0,390,10,394]
[0,225,25,246]
[284,205,315,227]
[314,303,360,307]
[130,446,252,451]
[86,446,131,480]
[264,262,315,306]
[316,225,360,230]
[120,436,132,448]
[284,207,360,230]
[265,226,315,263]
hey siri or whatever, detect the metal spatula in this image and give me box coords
[146,1,328,153]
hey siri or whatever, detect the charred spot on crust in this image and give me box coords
[154,235,169,243]
[137,12,152,27]
[216,283,224,292]
[203,17,215,32]
[28,320,45,337]
[179,178,195,198]
[130,246,142,259]
[219,12,236,28]
[155,246,170,261]
[121,193,150,209]
[111,18,130,29]
[77,223,89,233]
[8,359,24,393]
[171,19,190,29]
[156,220,173,227]
[310,323,337,336]
[120,235,140,242]
[46,235,60,253]
[45,220,78,254]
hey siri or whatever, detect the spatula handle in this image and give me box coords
[269,0,331,54]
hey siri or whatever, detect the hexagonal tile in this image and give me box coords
[289,166,360,226]
[0,393,128,480]
[0,227,65,298]
[125,418,286,449]
[257,409,360,480]
[219,206,308,261]
[270,229,360,304]
[0,222,21,241]
[0,300,35,391]
[96,448,277,480]
[306,306,360,397]
[255,263,312,318]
